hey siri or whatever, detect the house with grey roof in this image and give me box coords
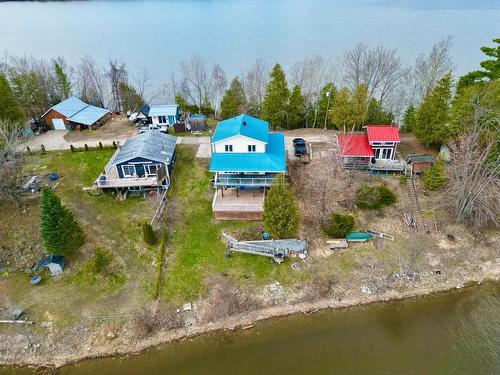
[41,96,111,130]
[96,131,177,193]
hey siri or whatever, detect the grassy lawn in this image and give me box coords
[1,149,158,328]
[162,146,309,304]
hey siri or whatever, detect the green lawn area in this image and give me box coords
[162,146,309,304]
[1,149,158,328]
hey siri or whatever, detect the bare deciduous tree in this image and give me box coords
[0,120,24,205]
[446,108,500,229]
[342,43,404,104]
[211,64,227,118]
[412,36,453,104]
[290,55,332,103]
[133,67,153,103]
[242,59,269,115]
[76,56,107,107]
[106,59,127,112]
[180,56,211,113]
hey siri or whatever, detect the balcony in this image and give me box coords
[212,189,265,220]
[212,173,277,188]
[95,166,166,189]
[369,155,407,172]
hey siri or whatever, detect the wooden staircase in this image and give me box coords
[404,165,423,230]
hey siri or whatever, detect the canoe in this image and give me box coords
[345,232,373,242]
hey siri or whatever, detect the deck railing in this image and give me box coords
[96,175,160,188]
[212,176,276,187]
[213,203,264,212]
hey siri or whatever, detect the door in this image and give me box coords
[52,118,66,130]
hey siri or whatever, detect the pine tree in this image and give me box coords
[220,78,246,119]
[0,74,24,122]
[415,73,452,145]
[401,105,417,133]
[39,187,84,256]
[54,62,72,100]
[261,64,290,129]
[118,82,144,114]
[263,175,299,238]
[315,83,336,129]
[365,98,393,125]
[422,157,448,190]
[287,85,305,129]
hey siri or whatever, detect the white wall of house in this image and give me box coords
[151,115,171,126]
[212,135,266,153]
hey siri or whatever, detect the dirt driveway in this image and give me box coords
[63,115,137,142]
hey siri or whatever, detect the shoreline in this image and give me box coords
[2,272,498,370]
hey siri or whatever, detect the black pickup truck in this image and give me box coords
[293,138,307,157]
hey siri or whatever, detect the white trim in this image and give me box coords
[211,134,267,145]
[122,165,136,177]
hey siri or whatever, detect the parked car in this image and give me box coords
[138,124,168,134]
[293,138,307,157]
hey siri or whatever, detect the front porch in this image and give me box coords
[212,188,265,220]
[369,156,407,172]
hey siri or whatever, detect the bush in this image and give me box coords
[143,222,157,245]
[39,187,84,256]
[422,157,447,190]
[263,175,299,238]
[324,213,355,238]
[84,143,89,151]
[399,175,407,186]
[89,247,113,274]
[355,184,396,210]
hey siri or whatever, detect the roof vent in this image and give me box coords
[243,121,247,126]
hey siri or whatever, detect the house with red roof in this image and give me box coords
[337,125,406,171]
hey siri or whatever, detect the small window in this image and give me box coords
[147,164,159,176]
[225,145,233,152]
[248,145,256,152]
[122,165,135,177]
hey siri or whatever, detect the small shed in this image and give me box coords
[173,122,187,133]
[32,255,64,276]
[406,154,434,173]
[186,115,207,132]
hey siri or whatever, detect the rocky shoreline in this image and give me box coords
[1,266,498,370]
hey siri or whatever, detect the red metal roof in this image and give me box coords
[366,125,400,143]
[337,134,373,157]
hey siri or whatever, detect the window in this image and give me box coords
[122,165,135,177]
[373,148,392,160]
[374,149,381,159]
[248,145,256,152]
[225,145,233,152]
[146,164,159,176]
[382,148,392,159]
[158,116,167,124]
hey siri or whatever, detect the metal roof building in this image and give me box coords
[42,96,110,127]
[211,114,269,143]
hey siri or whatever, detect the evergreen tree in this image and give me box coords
[287,85,305,129]
[330,84,368,130]
[0,74,24,122]
[401,105,417,133]
[316,83,336,129]
[175,94,198,114]
[458,38,500,91]
[118,82,144,114]
[422,157,448,190]
[261,64,290,129]
[263,175,299,238]
[54,62,72,100]
[39,187,84,256]
[365,98,394,125]
[414,73,452,145]
[220,78,246,119]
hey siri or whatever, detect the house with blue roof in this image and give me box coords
[209,114,286,220]
[137,104,180,129]
[41,96,111,130]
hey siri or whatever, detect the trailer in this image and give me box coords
[222,232,307,263]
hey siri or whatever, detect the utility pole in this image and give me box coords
[323,90,331,130]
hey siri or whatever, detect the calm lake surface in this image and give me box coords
[36,283,499,374]
[1,0,499,83]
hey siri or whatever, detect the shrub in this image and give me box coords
[89,247,113,274]
[39,187,84,256]
[263,174,299,238]
[355,184,396,210]
[324,213,355,238]
[143,222,157,245]
[84,143,89,151]
[70,144,75,152]
[422,157,447,190]
[112,141,117,149]
[98,141,103,149]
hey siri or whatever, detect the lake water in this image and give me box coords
[1,0,499,86]
[38,282,499,374]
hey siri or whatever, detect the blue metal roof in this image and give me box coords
[211,114,269,143]
[44,96,110,126]
[209,133,285,172]
[147,105,179,117]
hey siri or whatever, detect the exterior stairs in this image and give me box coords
[404,165,423,231]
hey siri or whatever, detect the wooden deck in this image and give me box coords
[95,167,164,189]
[212,189,264,220]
